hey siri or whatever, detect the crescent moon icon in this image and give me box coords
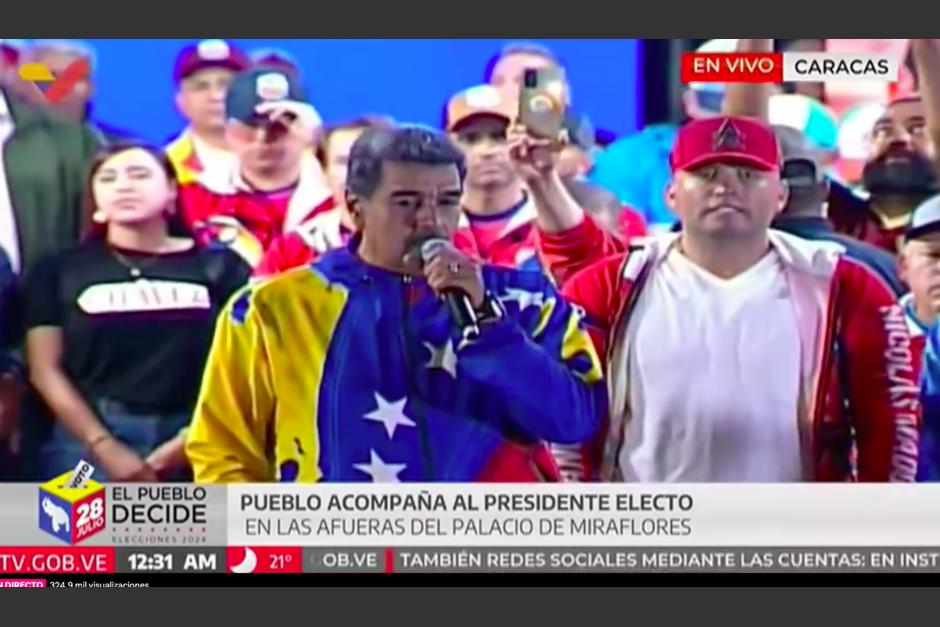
[230,547,258,573]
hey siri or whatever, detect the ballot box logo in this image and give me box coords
[38,461,106,545]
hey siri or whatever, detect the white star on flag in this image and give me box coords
[424,340,458,378]
[353,450,407,483]
[363,392,415,439]
[501,288,545,312]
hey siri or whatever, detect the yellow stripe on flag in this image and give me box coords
[19,63,55,82]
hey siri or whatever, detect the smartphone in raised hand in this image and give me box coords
[518,67,567,142]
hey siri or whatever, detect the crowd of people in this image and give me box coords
[0,37,938,484]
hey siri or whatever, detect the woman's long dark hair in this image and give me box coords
[82,142,192,240]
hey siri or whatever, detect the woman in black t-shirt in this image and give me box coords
[23,143,250,482]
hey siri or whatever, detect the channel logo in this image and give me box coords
[38,461,106,545]
[18,59,90,104]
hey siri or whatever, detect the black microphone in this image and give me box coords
[416,237,480,338]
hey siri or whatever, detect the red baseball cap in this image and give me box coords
[173,39,249,84]
[670,116,781,173]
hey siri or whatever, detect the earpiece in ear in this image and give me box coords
[92,210,107,224]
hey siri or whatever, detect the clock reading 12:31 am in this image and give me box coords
[128,553,173,571]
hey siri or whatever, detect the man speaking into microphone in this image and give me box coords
[186,125,605,483]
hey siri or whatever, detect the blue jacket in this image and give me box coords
[187,244,607,482]
[918,322,940,481]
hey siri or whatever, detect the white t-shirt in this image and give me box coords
[619,247,804,482]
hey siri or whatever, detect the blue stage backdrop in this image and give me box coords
[81,38,642,145]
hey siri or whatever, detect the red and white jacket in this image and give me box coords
[454,198,542,270]
[178,153,334,267]
[255,207,351,277]
[540,216,921,483]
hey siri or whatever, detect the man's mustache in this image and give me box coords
[877,144,922,164]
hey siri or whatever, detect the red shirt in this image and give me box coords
[618,205,649,241]
[828,191,909,256]
[255,208,352,276]
[178,162,334,268]
[833,211,907,256]
[454,197,542,271]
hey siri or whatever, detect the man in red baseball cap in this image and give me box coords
[524,115,919,484]
[166,39,249,184]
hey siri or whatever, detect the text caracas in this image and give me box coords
[793,58,891,78]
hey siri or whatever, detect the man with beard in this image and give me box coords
[186,126,605,483]
[723,39,940,256]
[828,95,939,254]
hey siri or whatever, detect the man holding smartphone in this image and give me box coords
[521,113,920,483]
[445,83,588,274]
